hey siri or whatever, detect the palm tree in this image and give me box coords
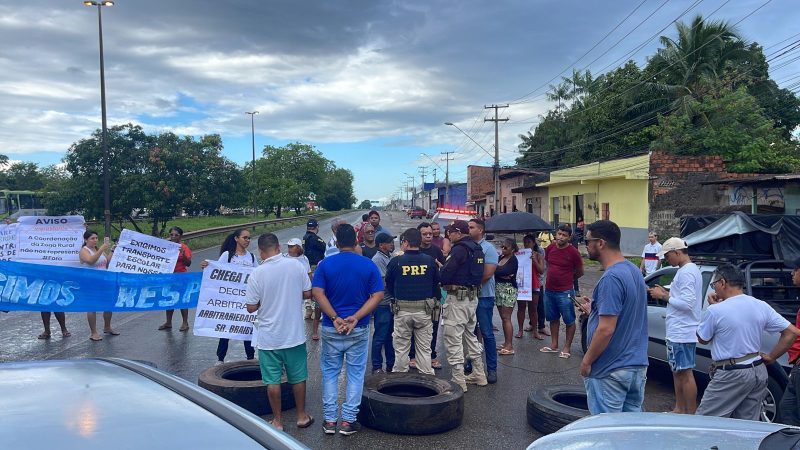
[546,81,571,112]
[633,15,749,122]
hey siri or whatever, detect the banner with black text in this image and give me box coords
[193,260,257,342]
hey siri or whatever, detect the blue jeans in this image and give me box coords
[583,366,647,414]
[371,305,395,370]
[321,325,370,423]
[476,297,497,372]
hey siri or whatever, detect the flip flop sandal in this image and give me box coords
[297,415,315,429]
[62,331,72,338]
[37,333,51,340]
[104,330,120,335]
[559,352,571,359]
[90,335,103,342]
[498,348,515,355]
[179,325,190,332]
[158,324,172,331]
[539,346,559,353]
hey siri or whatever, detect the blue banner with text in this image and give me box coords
[0,260,201,312]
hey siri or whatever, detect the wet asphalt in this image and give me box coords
[0,210,676,449]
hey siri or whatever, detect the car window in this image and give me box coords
[645,268,676,308]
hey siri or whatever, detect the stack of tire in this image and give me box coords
[198,360,295,415]
[527,385,590,435]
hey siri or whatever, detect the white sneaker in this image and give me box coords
[215,360,224,366]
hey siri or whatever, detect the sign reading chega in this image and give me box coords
[193,260,257,342]
[16,215,85,266]
[108,229,180,274]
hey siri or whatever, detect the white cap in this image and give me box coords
[657,237,688,258]
[287,238,302,246]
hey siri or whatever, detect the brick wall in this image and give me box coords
[648,151,760,238]
[467,165,494,200]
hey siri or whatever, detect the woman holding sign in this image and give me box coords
[80,230,117,341]
[200,228,257,364]
[517,235,545,340]
[159,226,193,332]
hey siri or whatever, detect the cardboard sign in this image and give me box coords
[515,248,533,301]
[16,215,85,266]
[193,260,257,341]
[108,229,180,274]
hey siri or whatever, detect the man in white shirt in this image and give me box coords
[246,233,314,432]
[648,237,702,414]
[695,264,800,420]
[639,232,662,276]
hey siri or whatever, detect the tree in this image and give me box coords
[358,200,372,210]
[253,143,332,217]
[318,168,356,211]
[0,162,46,190]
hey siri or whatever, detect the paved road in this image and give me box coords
[0,210,675,448]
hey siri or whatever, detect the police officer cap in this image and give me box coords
[375,233,395,245]
[307,219,318,228]
[448,220,469,234]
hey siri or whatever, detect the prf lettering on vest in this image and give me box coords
[401,265,428,276]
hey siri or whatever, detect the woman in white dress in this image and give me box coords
[79,230,117,341]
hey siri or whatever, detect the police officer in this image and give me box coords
[302,219,326,268]
[386,228,440,376]
[440,220,486,391]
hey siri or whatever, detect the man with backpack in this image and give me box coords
[440,220,486,392]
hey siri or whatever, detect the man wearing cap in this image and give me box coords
[410,222,446,370]
[303,219,326,269]
[440,220,486,391]
[640,232,662,276]
[359,223,379,259]
[777,258,800,425]
[386,228,440,376]
[696,264,800,420]
[370,232,396,374]
[648,237,702,414]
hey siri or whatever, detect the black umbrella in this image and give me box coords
[485,211,552,233]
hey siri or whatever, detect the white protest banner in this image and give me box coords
[0,223,18,261]
[16,215,85,266]
[193,260,256,341]
[515,248,533,301]
[108,229,179,274]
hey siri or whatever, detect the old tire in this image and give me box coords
[527,385,590,435]
[358,372,464,434]
[198,360,295,415]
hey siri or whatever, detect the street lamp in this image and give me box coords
[420,153,448,209]
[245,111,259,217]
[445,121,498,215]
[84,0,114,238]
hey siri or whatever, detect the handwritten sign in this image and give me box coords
[16,215,85,266]
[515,248,533,301]
[193,260,256,342]
[108,229,180,274]
[0,223,17,261]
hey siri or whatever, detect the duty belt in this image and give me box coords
[443,285,478,293]
[394,299,429,312]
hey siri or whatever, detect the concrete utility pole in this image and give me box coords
[245,111,259,217]
[418,166,428,210]
[441,151,455,207]
[485,104,508,215]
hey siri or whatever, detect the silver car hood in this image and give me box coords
[529,412,792,450]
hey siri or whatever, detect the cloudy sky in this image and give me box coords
[1,0,798,204]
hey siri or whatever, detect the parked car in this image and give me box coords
[0,358,307,450]
[529,412,798,449]
[409,207,427,219]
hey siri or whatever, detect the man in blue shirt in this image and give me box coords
[468,218,499,384]
[312,224,384,435]
[579,220,649,414]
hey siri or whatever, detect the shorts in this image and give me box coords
[495,283,517,308]
[666,340,696,372]
[258,343,308,385]
[544,289,576,326]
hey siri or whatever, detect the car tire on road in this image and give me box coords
[527,385,590,435]
[763,373,782,423]
[198,360,295,416]
[358,372,464,434]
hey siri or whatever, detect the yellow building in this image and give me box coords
[539,154,650,255]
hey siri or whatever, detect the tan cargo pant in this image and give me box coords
[442,292,482,369]
[392,310,434,375]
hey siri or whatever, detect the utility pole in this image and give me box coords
[485,104,508,216]
[419,166,428,210]
[441,151,455,207]
[245,111,259,217]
